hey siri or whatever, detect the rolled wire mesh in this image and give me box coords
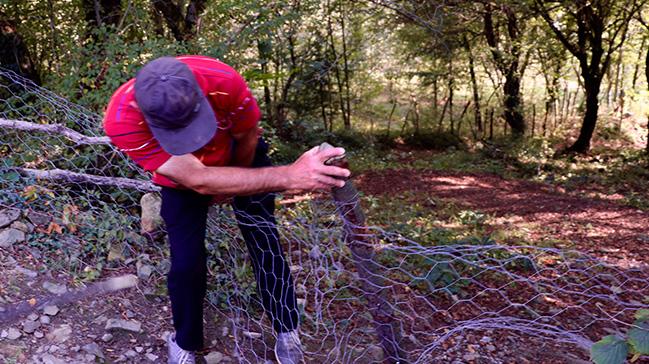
[1,68,648,363]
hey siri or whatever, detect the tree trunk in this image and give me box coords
[82,0,122,29]
[257,40,273,124]
[502,67,525,136]
[149,0,206,41]
[46,0,59,70]
[646,45,649,153]
[483,3,525,137]
[0,12,40,84]
[632,36,646,91]
[339,2,352,130]
[448,60,454,134]
[568,77,601,153]
[432,77,438,116]
[465,37,482,137]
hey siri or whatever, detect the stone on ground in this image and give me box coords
[0,228,26,248]
[43,305,60,316]
[204,351,226,364]
[7,327,22,340]
[105,318,142,333]
[0,208,20,228]
[46,324,72,343]
[22,320,40,333]
[42,282,67,295]
[140,192,163,234]
[82,342,104,359]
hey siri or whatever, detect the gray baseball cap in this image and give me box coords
[134,56,217,156]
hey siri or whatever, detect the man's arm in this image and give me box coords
[230,127,259,166]
[156,146,350,196]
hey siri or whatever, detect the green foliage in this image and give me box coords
[403,130,466,151]
[591,336,629,364]
[628,322,649,356]
[591,310,649,364]
[50,26,191,112]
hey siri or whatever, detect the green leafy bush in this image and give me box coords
[591,310,649,364]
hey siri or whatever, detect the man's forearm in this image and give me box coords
[156,146,350,196]
[192,165,291,196]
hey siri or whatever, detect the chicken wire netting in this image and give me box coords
[1,68,648,364]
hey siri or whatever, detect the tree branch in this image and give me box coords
[0,118,110,145]
[5,167,159,192]
[533,0,582,59]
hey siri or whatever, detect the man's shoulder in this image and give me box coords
[103,78,146,134]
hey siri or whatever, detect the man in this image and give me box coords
[103,55,349,364]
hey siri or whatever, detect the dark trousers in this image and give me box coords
[160,139,299,351]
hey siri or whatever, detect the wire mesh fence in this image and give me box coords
[1,68,648,364]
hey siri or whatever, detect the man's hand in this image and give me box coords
[285,146,350,191]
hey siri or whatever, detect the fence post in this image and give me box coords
[319,143,408,364]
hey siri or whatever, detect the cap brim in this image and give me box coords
[147,96,217,156]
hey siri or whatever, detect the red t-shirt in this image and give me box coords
[103,55,261,188]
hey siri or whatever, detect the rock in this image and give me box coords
[137,263,154,280]
[296,298,307,310]
[42,282,67,295]
[140,193,163,234]
[308,246,322,260]
[124,349,138,358]
[480,336,492,343]
[145,353,159,362]
[289,265,301,274]
[105,318,142,333]
[10,220,33,233]
[101,333,113,342]
[46,324,72,343]
[135,346,144,353]
[14,265,37,278]
[23,320,40,333]
[40,315,51,324]
[204,351,225,364]
[27,313,39,321]
[7,327,22,340]
[157,259,171,274]
[366,344,384,361]
[1,329,7,338]
[0,228,25,248]
[220,325,229,338]
[43,305,60,316]
[486,344,496,352]
[82,342,104,359]
[295,284,306,296]
[161,331,172,342]
[27,211,51,227]
[0,209,20,228]
[242,331,262,339]
[40,353,66,364]
[463,353,478,361]
[34,331,44,339]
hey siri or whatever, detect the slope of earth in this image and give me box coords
[356,169,649,267]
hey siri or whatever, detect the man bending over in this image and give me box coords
[103,55,349,364]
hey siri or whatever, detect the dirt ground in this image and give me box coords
[357,169,649,266]
[1,168,648,363]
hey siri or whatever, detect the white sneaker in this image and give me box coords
[167,333,197,364]
[274,330,304,364]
